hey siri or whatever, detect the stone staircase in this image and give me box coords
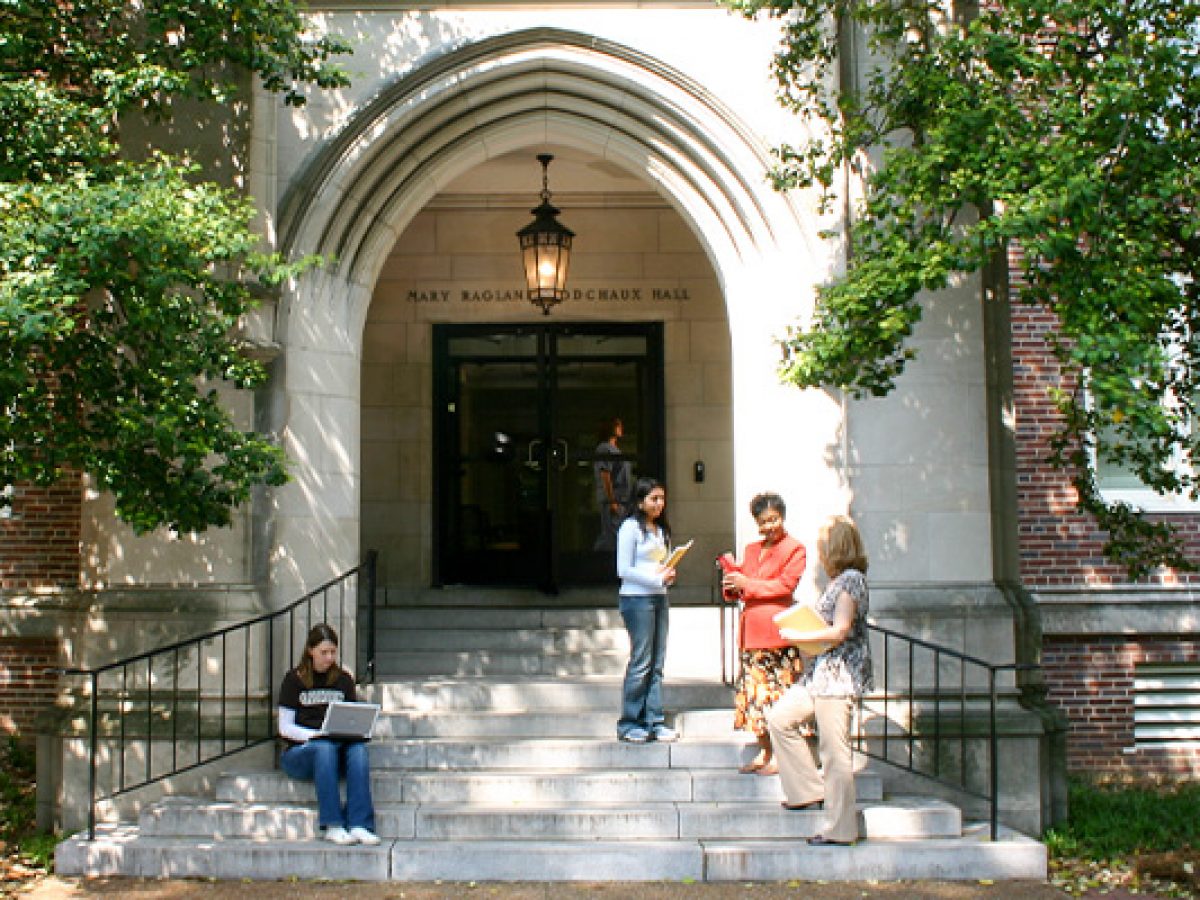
[56,603,1048,882]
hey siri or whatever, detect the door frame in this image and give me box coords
[432,322,665,590]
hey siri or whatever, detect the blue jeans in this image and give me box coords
[618,594,669,736]
[280,738,375,831]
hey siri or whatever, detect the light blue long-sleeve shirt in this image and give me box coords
[616,517,669,595]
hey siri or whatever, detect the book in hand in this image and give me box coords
[662,539,694,570]
[772,604,833,656]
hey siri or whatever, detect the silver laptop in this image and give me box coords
[318,701,381,740]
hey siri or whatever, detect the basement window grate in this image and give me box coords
[1133,664,1200,746]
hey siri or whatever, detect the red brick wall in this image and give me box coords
[1042,636,1200,775]
[0,479,82,591]
[1010,295,1200,588]
[0,637,60,743]
[1,479,79,740]
[1011,254,1200,774]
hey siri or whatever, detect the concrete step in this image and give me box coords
[57,826,1047,882]
[362,604,728,681]
[372,626,629,653]
[214,768,884,804]
[373,587,625,610]
[54,605,1050,886]
[361,677,732,712]
[370,607,626,630]
[375,709,619,738]
[674,708,742,738]
[372,649,629,678]
[375,707,742,739]
[139,796,957,842]
[362,736,785,770]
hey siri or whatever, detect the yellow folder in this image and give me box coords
[772,604,833,656]
[662,539,694,570]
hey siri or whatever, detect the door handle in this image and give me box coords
[526,439,544,470]
[553,438,569,472]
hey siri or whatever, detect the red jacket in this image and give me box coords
[728,534,807,650]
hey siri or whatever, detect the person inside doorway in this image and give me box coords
[720,492,808,775]
[593,416,633,552]
[615,477,678,743]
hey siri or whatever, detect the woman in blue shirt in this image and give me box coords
[615,477,678,743]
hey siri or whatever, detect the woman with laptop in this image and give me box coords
[277,623,381,845]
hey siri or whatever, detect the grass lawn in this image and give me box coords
[0,736,57,892]
[1045,775,1200,897]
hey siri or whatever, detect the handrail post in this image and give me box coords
[365,550,378,684]
[267,621,276,742]
[87,671,98,841]
[989,666,999,841]
[712,559,728,686]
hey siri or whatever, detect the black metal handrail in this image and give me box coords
[857,622,1039,841]
[711,558,737,686]
[57,551,378,840]
[709,560,1038,840]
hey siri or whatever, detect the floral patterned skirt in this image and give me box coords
[733,647,811,737]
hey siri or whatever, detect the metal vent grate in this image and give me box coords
[1134,664,1200,745]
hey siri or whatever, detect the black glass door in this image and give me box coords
[434,324,664,591]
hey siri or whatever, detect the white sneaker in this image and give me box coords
[349,826,381,846]
[651,724,679,742]
[323,825,353,845]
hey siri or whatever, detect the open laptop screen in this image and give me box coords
[318,701,381,740]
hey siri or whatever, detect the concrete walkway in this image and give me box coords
[26,876,1071,899]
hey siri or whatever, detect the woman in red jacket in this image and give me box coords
[721,492,808,775]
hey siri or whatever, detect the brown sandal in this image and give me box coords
[755,763,779,776]
[738,761,764,774]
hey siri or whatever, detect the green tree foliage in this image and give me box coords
[724,0,1200,577]
[0,1,350,532]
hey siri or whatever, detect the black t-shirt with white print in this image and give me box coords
[278,666,356,746]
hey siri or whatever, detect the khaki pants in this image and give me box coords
[765,686,858,843]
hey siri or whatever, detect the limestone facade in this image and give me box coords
[0,2,1097,832]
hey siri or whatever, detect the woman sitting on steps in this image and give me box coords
[277,622,381,845]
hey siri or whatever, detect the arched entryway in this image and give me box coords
[264,28,841,603]
[359,147,728,595]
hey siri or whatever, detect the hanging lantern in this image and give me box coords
[517,153,574,315]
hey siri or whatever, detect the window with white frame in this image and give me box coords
[1090,318,1200,512]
